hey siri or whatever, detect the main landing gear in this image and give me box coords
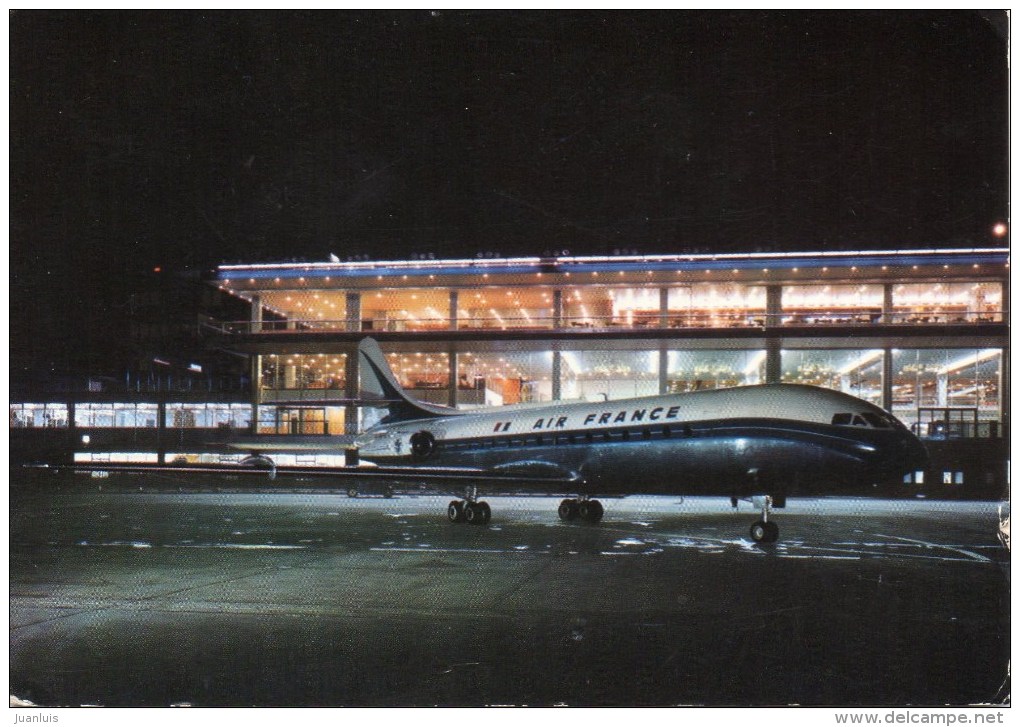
[749,495,780,544]
[448,486,491,526]
[557,497,604,523]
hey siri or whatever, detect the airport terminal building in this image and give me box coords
[208,248,1008,433]
[12,247,1010,494]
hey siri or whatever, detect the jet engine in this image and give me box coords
[410,430,437,459]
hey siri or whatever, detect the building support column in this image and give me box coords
[553,290,563,329]
[449,290,459,331]
[345,293,362,332]
[936,373,949,407]
[764,284,783,383]
[999,347,1009,437]
[658,344,669,395]
[250,354,261,435]
[766,284,782,328]
[250,295,262,333]
[659,287,669,329]
[448,346,458,408]
[1001,273,1010,325]
[882,348,894,414]
[345,345,359,435]
[765,337,782,384]
[883,284,894,325]
[156,398,167,464]
[552,350,562,401]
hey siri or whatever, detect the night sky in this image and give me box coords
[9,10,1009,376]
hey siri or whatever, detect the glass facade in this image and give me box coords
[10,403,69,428]
[781,284,883,325]
[75,403,160,428]
[668,349,768,390]
[459,286,556,329]
[890,349,1001,422]
[256,405,341,435]
[228,278,1006,334]
[260,353,348,391]
[387,351,450,390]
[667,284,767,327]
[166,403,252,429]
[780,350,884,405]
[256,289,348,331]
[891,282,1002,324]
[363,287,451,331]
[561,350,659,401]
[458,350,553,405]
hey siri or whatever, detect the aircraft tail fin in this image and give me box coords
[358,337,457,423]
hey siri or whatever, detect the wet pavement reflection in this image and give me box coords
[10,474,1010,706]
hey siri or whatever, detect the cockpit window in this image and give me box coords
[831,413,870,427]
[832,411,895,428]
[860,412,893,429]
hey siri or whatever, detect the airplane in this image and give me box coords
[42,337,929,544]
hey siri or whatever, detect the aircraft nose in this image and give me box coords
[899,432,929,471]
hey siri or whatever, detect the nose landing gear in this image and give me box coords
[749,495,780,543]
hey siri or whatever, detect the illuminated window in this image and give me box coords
[892,282,1002,324]
[667,349,767,391]
[453,286,556,330]
[10,403,69,428]
[891,349,1002,430]
[74,403,157,428]
[458,351,552,407]
[781,284,882,325]
[781,350,883,405]
[561,350,659,401]
[361,288,453,331]
[166,403,252,428]
[255,289,347,331]
[667,284,766,328]
[260,354,347,392]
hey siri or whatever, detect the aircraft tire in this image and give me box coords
[558,499,579,521]
[579,500,604,523]
[750,520,779,544]
[448,500,466,523]
[464,501,491,526]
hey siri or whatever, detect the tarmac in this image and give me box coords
[9,472,1011,707]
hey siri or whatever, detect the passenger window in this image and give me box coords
[831,413,853,426]
[852,415,868,427]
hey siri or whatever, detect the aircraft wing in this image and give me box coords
[26,460,582,490]
[223,435,359,452]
